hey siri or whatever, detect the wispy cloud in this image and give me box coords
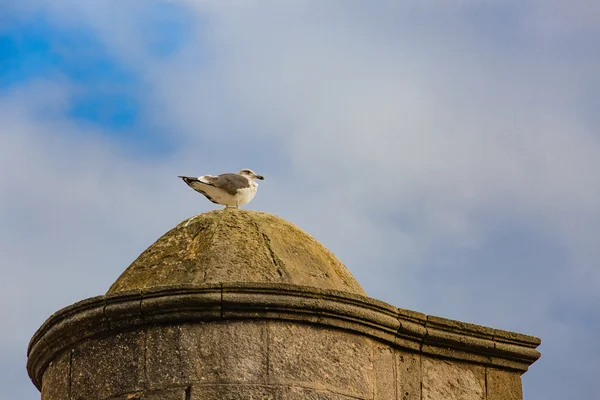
[1,1,599,398]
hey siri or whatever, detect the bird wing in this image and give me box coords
[201,173,250,196]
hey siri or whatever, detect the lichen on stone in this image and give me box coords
[107,209,366,296]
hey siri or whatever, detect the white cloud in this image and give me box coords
[2,1,600,399]
[148,1,600,292]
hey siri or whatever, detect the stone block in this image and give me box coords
[146,321,268,387]
[190,384,284,399]
[285,386,361,399]
[42,350,70,400]
[373,345,395,399]
[105,393,143,400]
[43,300,108,355]
[421,357,485,400]
[105,290,143,331]
[182,321,268,383]
[421,343,491,365]
[268,322,373,398]
[144,387,188,400]
[71,331,144,400]
[106,388,187,400]
[28,336,54,391]
[487,368,523,400]
[396,350,421,400]
[146,324,193,388]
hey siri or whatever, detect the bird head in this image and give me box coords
[238,169,264,181]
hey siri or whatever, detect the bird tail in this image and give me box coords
[178,176,198,185]
[179,175,212,187]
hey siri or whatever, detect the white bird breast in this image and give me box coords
[198,181,257,207]
[234,186,258,206]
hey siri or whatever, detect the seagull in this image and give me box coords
[179,169,265,208]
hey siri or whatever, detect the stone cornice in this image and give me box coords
[27,283,541,390]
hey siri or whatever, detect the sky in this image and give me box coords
[1,1,599,398]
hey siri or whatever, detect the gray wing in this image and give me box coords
[203,173,250,196]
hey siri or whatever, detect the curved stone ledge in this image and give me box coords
[27,283,541,390]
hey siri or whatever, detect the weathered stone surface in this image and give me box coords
[107,209,365,295]
[29,282,541,395]
[190,384,284,399]
[285,386,361,399]
[493,328,541,347]
[146,321,269,387]
[268,322,373,398]
[374,345,395,399]
[422,357,485,400]
[397,308,427,352]
[143,387,188,400]
[105,393,144,400]
[141,286,221,324]
[146,325,192,388]
[396,350,421,400]
[487,368,523,400]
[71,331,144,400]
[107,388,187,400]
[105,290,143,331]
[421,343,491,365]
[28,336,54,391]
[427,316,495,337]
[221,283,324,321]
[182,321,268,383]
[43,300,107,355]
[492,341,541,368]
[250,212,364,294]
[423,315,494,365]
[42,350,70,400]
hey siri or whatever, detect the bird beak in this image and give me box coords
[256,175,265,180]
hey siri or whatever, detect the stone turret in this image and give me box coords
[27,209,540,399]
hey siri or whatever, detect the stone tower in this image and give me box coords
[27,209,540,399]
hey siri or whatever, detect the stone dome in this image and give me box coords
[108,208,366,296]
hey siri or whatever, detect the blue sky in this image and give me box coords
[0,6,175,155]
[1,1,600,398]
